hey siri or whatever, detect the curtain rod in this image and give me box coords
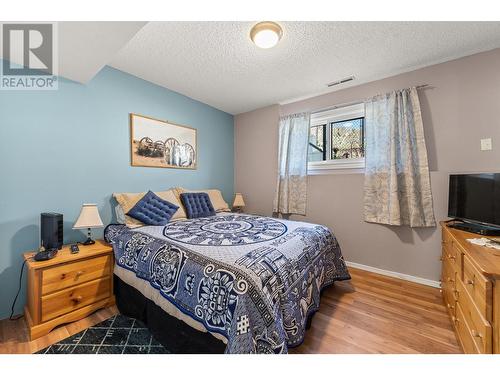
[311,84,430,115]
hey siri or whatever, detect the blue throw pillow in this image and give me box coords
[180,192,216,219]
[127,191,179,226]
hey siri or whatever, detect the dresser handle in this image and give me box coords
[71,295,83,304]
[471,330,483,339]
[446,303,455,310]
[76,271,84,277]
[447,254,456,260]
[465,279,474,286]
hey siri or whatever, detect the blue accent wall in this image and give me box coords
[0,65,234,319]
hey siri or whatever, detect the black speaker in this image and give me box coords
[41,213,63,250]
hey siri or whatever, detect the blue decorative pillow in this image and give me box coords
[127,191,179,226]
[180,192,216,219]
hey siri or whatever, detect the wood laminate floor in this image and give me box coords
[0,268,461,354]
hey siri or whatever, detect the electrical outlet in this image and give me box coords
[481,138,492,151]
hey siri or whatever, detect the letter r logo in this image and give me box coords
[2,23,53,76]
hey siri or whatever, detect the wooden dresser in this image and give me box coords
[24,240,114,340]
[441,222,500,353]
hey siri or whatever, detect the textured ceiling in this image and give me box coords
[3,22,500,114]
[110,21,500,114]
[57,22,146,83]
[0,21,146,83]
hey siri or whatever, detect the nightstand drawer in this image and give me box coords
[41,276,111,322]
[41,255,112,295]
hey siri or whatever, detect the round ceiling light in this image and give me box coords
[250,21,283,49]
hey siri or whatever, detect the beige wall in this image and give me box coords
[234,48,500,282]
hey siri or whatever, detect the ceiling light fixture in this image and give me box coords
[250,21,283,49]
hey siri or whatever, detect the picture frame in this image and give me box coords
[130,113,197,169]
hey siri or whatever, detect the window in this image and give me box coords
[308,123,326,162]
[308,103,365,173]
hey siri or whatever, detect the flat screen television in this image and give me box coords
[448,173,500,235]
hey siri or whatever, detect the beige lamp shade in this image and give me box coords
[232,193,246,208]
[73,204,104,229]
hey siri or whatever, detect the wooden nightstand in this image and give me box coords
[23,240,115,340]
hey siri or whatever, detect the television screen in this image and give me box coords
[448,173,500,227]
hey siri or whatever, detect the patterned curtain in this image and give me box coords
[364,87,436,227]
[273,112,310,216]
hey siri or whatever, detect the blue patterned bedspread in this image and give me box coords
[104,213,350,354]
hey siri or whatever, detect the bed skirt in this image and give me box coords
[114,274,318,354]
[113,275,227,354]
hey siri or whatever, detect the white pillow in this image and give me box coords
[115,205,126,224]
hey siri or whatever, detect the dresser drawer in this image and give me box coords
[41,255,112,295]
[441,258,457,316]
[41,277,111,322]
[456,277,492,353]
[455,302,481,354]
[442,237,462,277]
[463,255,492,320]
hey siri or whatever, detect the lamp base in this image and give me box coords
[80,227,96,246]
[81,237,95,246]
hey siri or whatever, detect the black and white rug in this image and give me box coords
[36,314,170,354]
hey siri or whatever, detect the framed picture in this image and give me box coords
[130,113,197,169]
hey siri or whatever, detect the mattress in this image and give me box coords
[105,213,350,353]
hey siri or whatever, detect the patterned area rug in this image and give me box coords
[36,314,170,354]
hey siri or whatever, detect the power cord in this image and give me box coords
[9,256,32,321]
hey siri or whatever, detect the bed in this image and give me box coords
[104,212,350,354]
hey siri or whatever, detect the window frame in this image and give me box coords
[308,123,327,162]
[308,103,365,174]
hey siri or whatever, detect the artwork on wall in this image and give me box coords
[130,113,197,169]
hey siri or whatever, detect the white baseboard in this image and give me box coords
[345,261,441,288]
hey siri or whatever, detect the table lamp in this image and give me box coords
[73,204,104,245]
[232,193,245,213]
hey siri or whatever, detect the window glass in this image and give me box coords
[308,124,326,162]
[330,118,364,159]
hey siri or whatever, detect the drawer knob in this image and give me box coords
[446,303,455,310]
[71,295,83,304]
[465,279,474,286]
[447,254,456,260]
[471,330,483,339]
[76,270,84,278]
